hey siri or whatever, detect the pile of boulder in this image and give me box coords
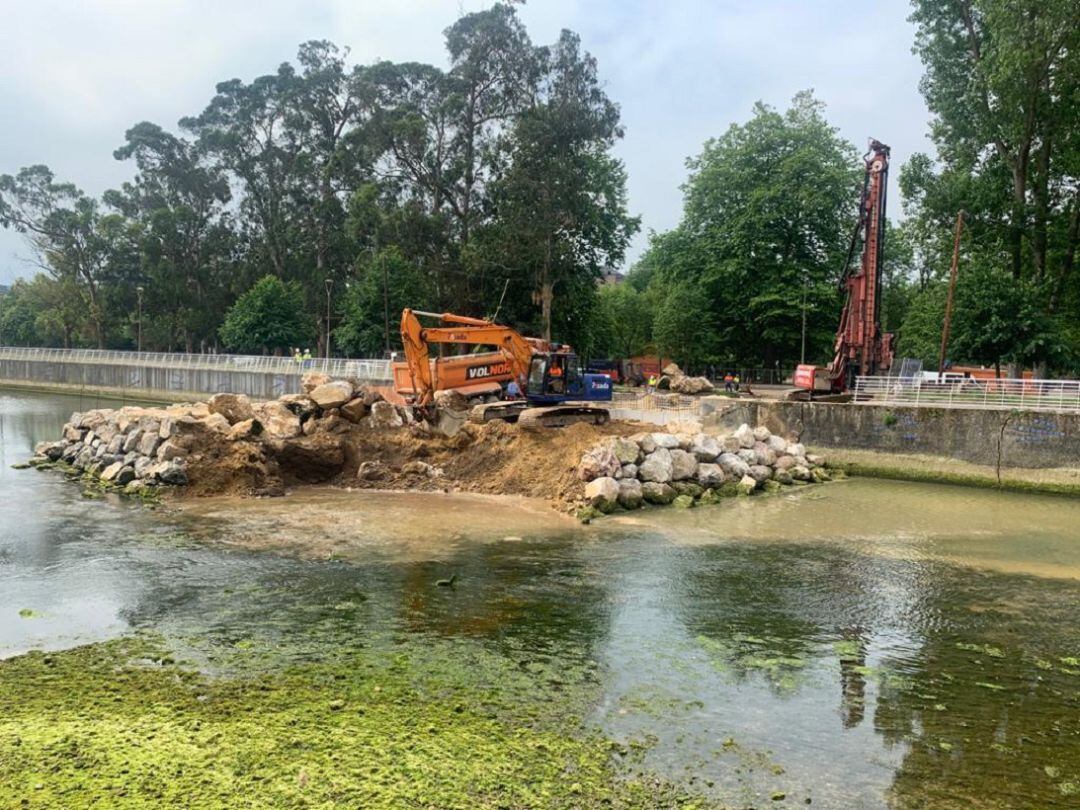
[656,363,714,395]
[27,371,414,495]
[577,422,830,514]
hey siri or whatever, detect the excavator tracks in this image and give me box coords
[516,405,610,430]
[468,401,528,424]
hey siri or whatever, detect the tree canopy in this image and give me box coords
[0,4,635,355]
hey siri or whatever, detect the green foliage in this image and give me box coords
[0,5,635,355]
[902,0,1079,371]
[591,282,654,359]
[219,275,312,353]
[653,283,717,371]
[899,266,1058,373]
[898,283,948,368]
[335,248,432,356]
[639,92,859,367]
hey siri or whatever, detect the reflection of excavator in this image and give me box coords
[399,309,612,428]
[795,139,895,396]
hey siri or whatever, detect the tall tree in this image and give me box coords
[486,30,638,341]
[641,92,859,367]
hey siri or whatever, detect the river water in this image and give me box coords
[2,388,1079,808]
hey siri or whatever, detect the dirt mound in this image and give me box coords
[184,441,284,498]
[334,419,639,509]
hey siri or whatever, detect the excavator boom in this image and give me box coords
[399,309,536,406]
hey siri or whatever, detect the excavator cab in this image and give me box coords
[525,353,612,405]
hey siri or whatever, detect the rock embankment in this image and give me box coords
[576,422,830,516]
[28,372,416,497]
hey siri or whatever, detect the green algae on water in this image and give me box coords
[0,636,717,809]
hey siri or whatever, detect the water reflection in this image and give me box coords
[3,388,1080,809]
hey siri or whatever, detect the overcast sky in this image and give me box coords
[0,0,932,285]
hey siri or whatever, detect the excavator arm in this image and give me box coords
[400,309,537,406]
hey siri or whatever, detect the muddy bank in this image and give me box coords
[823,447,1080,496]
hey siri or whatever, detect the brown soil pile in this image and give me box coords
[184,440,284,498]
[333,419,638,509]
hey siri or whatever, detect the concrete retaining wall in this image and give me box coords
[0,357,304,402]
[699,398,1080,470]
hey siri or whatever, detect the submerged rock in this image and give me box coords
[617,478,644,510]
[642,481,676,505]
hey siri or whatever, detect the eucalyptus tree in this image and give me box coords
[486,30,638,343]
[0,166,114,346]
[110,122,234,351]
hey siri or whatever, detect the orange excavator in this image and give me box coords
[795,138,895,396]
[398,308,613,428]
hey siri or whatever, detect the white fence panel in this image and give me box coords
[853,375,1080,414]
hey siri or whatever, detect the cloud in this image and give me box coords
[0,0,931,285]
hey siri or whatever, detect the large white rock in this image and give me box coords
[620,463,638,481]
[254,401,302,439]
[651,432,681,450]
[721,434,742,453]
[207,393,255,425]
[301,371,331,394]
[611,437,643,465]
[690,433,722,462]
[137,432,162,458]
[639,447,674,483]
[774,455,797,471]
[584,476,620,512]
[309,380,355,410]
[733,423,756,449]
[697,463,726,487]
[737,448,757,465]
[748,464,772,483]
[753,425,772,442]
[717,452,751,479]
[767,435,788,454]
[669,449,699,481]
[786,442,807,458]
[633,433,658,454]
[578,444,620,482]
[367,401,404,430]
[753,442,777,466]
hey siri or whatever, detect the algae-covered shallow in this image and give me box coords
[3,388,1080,809]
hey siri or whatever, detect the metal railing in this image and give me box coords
[0,346,392,383]
[853,375,1080,414]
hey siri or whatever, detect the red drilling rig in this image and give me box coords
[794,139,895,396]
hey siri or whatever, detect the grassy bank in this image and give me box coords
[822,447,1080,497]
[0,636,713,809]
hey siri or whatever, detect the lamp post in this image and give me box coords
[324,278,334,359]
[136,285,144,353]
